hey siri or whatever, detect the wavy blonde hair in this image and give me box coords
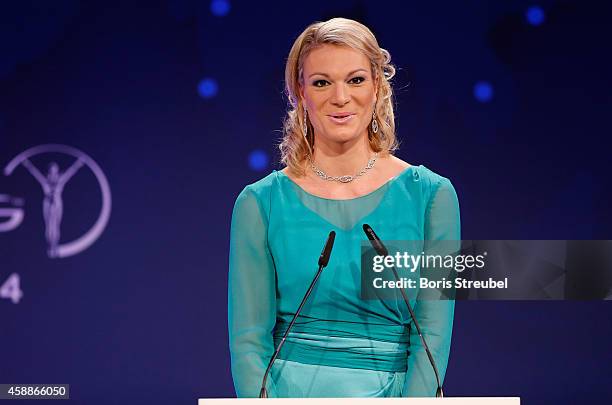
[279,17,398,176]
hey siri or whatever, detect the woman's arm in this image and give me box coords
[228,185,278,397]
[403,177,461,397]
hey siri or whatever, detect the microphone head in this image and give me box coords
[318,231,336,267]
[362,224,376,240]
[362,224,389,256]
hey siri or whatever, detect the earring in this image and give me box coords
[303,109,308,139]
[371,110,379,134]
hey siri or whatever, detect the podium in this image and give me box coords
[199,399,520,404]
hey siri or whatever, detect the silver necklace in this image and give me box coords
[309,152,379,183]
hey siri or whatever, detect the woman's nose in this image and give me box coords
[330,83,350,106]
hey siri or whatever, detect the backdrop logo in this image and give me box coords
[0,194,24,232]
[2,144,112,258]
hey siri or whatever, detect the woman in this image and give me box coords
[228,17,460,397]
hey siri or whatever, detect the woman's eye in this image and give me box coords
[312,77,365,87]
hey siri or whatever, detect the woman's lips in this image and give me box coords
[327,113,355,124]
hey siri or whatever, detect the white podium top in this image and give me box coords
[199,398,520,404]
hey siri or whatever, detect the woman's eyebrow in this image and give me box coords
[308,68,368,79]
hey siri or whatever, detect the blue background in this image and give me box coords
[1,1,611,403]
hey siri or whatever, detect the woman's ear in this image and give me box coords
[298,83,306,109]
[373,72,379,105]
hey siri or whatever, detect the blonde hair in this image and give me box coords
[279,17,398,176]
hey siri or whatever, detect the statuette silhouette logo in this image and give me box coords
[3,144,112,258]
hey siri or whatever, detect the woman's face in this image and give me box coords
[300,44,378,148]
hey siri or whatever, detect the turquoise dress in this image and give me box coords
[228,165,461,397]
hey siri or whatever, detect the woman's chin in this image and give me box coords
[319,129,363,145]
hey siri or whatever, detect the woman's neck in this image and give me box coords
[311,135,374,176]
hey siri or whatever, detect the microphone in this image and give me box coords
[259,231,336,398]
[362,224,444,398]
[318,230,335,267]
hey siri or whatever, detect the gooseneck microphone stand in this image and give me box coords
[363,224,444,398]
[259,231,336,398]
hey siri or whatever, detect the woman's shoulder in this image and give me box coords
[386,155,450,185]
[415,165,455,190]
[233,171,280,207]
[387,156,457,199]
[243,171,279,192]
[412,165,460,214]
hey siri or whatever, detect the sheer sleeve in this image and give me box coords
[403,177,461,397]
[228,185,278,397]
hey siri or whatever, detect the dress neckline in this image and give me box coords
[276,165,419,202]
